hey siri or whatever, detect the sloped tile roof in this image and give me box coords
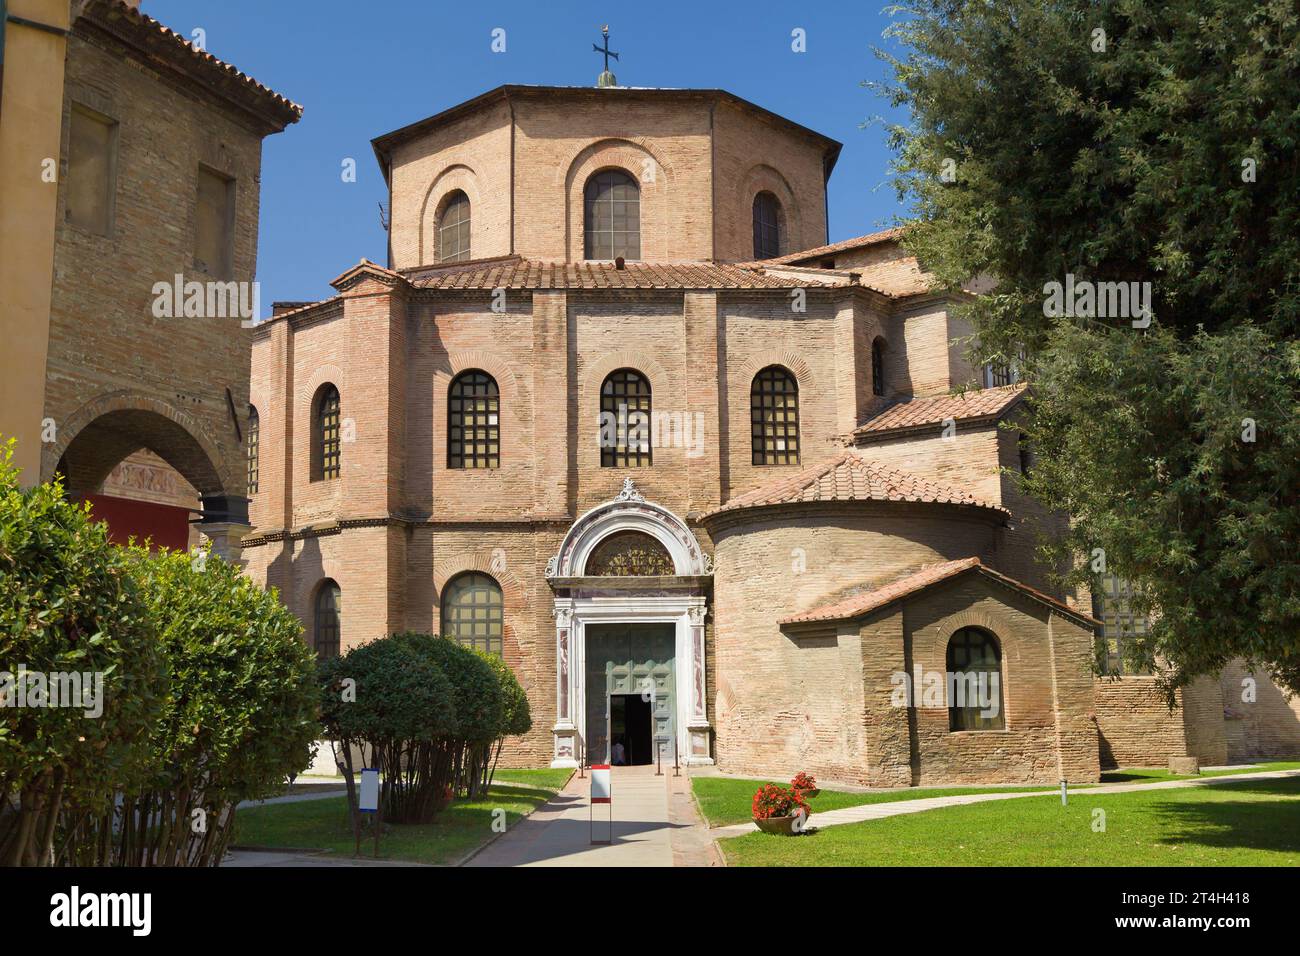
[855,385,1028,440]
[778,557,1098,627]
[700,451,1008,519]
[90,0,302,126]
[408,258,842,291]
[769,228,907,265]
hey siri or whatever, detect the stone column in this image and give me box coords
[203,522,252,567]
[550,601,578,768]
[685,601,714,765]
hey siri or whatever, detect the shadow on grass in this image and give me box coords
[1147,778,1300,855]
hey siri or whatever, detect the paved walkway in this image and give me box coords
[465,765,718,867]
[708,768,1300,840]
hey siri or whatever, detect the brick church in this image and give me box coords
[241,77,1300,785]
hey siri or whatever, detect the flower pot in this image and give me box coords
[754,813,805,836]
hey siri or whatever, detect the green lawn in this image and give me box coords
[720,776,1300,866]
[233,767,571,865]
[691,775,1066,828]
[1100,760,1300,784]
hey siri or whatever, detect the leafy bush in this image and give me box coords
[318,635,456,823]
[0,441,165,866]
[60,545,318,865]
[475,650,532,793]
[790,771,817,795]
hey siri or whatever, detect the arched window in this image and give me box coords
[441,572,503,655]
[246,405,259,495]
[314,580,341,659]
[872,338,886,397]
[311,384,341,481]
[752,191,781,259]
[438,190,471,263]
[751,365,799,465]
[584,170,640,261]
[585,531,676,576]
[946,627,1005,731]
[599,369,652,467]
[448,370,499,469]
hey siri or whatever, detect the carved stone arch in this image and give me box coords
[563,138,673,261]
[548,479,712,578]
[45,389,228,495]
[738,163,802,257]
[419,163,482,265]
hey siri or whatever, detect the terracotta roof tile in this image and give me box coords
[93,0,302,124]
[701,451,1008,519]
[769,228,907,264]
[409,259,839,291]
[855,385,1028,440]
[778,557,1099,628]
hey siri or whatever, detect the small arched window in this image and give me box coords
[872,338,886,397]
[438,190,471,263]
[448,370,499,469]
[599,369,652,467]
[752,191,781,259]
[946,627,1005,731]
[584,170,640,261]
[312,384,341,481]
[314,580,341,659]
[441,571,503,655]
[751,365,799,465]
[246,405,259,495]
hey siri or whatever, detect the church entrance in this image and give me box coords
[584,623,675,766]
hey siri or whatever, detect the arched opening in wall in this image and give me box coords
[946,627,1005,731]
[440,571,503,656]
[437,190,471,263]
[599,368,652,467]
[313,579,341,659]
[310,383,341,482]
[55,408,226,552]
[752,191,782,259]
[750,365,799,465]
[447,370,499,469]
[583,530,676,576]
[584,169,640,261]
[872,337,887,397]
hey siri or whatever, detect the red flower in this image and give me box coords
[751,783,810,820]
[790,771,817,794]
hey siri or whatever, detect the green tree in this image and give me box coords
[0,441,165,866]
[880,0,1300,695]
[58,545,318,865]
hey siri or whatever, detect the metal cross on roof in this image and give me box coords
[593,24,619,75]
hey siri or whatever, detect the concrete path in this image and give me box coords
[237,789,347,809]
[464,765,718,867]
[709,768,1300,840]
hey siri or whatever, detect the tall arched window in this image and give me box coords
[872,338,886,397]
[246,405,259,494]
[438,190,471,262]
[599,369,652,467]
[751,365,799,465]
[752,191,781,259]
[584,170,640,261]
[314,580,341,659]
[312,384,341,481]
[946,627,1005,731]
[448,370,499,469]
[441,572,503,655]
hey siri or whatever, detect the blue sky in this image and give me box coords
[148,0,913,314]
